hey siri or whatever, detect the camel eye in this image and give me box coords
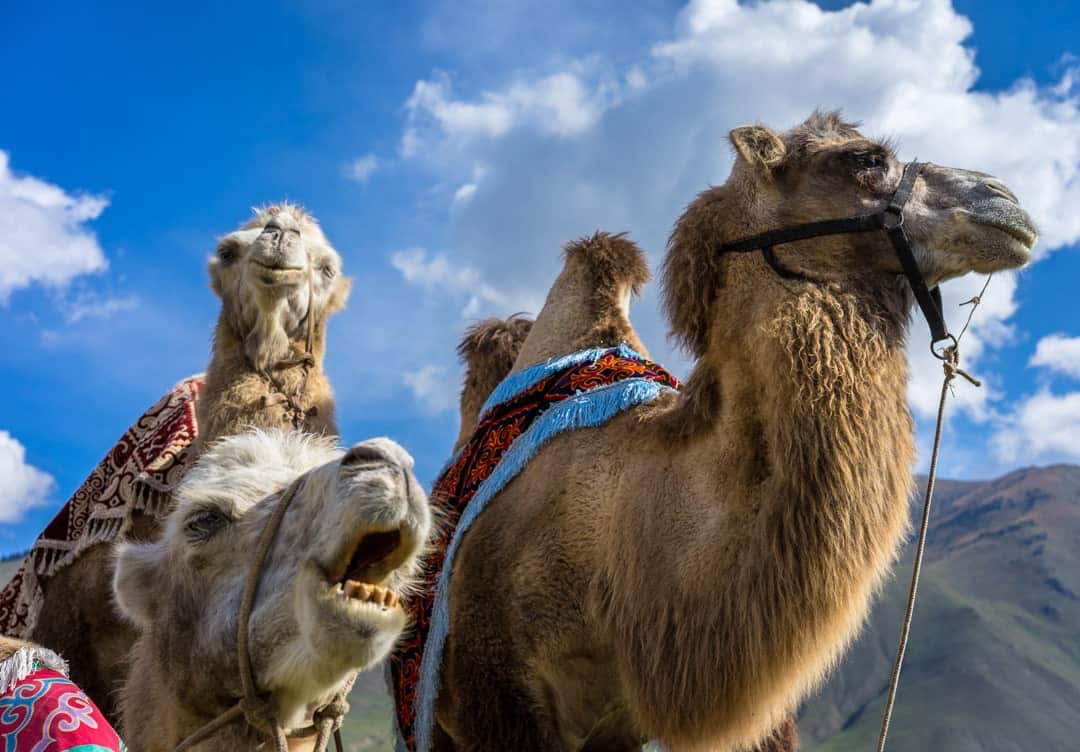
[856,153,886,172]
[217,242,240,265]
[184,507,231,543]
[321,264,337,280]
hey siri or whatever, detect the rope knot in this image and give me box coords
[238,695,280,736]
[313,695,349,729]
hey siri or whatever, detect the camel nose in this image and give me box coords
[342,438,414,470]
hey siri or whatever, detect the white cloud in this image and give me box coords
[390,1,1080,472]
[992,389,1080,464]
[0,151,109,303]
[0,431,55,523]
[65,292,140,324]
[402,68,624,158]
[390,246,519,318]
[346,153,381,183]
[403,364,458,415]
[452,183,478,206]
[1030,334,1080,379]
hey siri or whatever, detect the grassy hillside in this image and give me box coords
[801,465,1080,752]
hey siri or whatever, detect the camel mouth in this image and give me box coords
[250,259,307,285]
[975,219,1038,250]
[321,529,407,610]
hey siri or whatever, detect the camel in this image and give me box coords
[435,112,1036,751]
[113,429,431,751]
[453,315,534,453]
[26,202,351,721]
[436,231,798,752]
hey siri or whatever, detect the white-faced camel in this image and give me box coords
[21,203,351,722]
[434,112,1036,751]
[114,429,430,751]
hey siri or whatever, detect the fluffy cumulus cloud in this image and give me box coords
[0,151,109,303]
[385,0,1080,467]
[992,390,1080,465]
[1030,334,1080,379]
[0,431,55,524]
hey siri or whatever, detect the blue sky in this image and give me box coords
[2,0,1079,556]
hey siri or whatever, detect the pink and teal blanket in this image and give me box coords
[0,644,124,751]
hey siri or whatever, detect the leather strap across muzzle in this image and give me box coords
[711,160,950,344]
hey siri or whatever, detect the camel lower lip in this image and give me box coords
[974,219,1037,249]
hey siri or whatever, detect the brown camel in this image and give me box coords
[435,112,1036,751]
[453,315,534,454]
[27,203,351,722]
[114,430,430,751]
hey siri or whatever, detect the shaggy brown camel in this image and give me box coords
[114,430,430,751]
[436,112,1036,751]
[27,203,351,722]
[437,231,798,752]
[453,315,534,453]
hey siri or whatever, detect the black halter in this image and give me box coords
[712,161,950,344]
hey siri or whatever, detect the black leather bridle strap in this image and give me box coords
[882,163,949,342]
[711,160,951,343]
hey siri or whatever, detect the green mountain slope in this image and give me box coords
[801,465,1080,752]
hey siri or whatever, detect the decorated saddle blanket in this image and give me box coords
[388,345,680,752]
[0,376,204,638]
[0,642,125,751]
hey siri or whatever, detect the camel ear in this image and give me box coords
[729,125,786,173]
[325,275,352,316]
[113,540,165,628]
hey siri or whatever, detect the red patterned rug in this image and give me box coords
[0,376,203,637]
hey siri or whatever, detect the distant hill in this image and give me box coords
[801,464,1080,752]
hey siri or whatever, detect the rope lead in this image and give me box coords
[876,276,991,752]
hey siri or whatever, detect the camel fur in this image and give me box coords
[26,203,352,722]
[435,112,1036,751]
[453,315,534,454]
[114,430,430,751]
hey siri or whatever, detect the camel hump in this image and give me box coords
[458,314,534,372]
[562,231,651,296]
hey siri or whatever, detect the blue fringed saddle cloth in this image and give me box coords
[389,345,679,752]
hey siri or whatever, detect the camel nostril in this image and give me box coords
[343,442,395,467]
[981,179,1019,205]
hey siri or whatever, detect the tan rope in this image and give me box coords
[875,276,991,752]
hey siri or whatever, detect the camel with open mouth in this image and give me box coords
[114,429,431,751]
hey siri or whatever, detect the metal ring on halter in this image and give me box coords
[930,333,958,361]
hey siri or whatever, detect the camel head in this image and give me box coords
[663,110,1037,356]
[209,203,352,372]
[113,430,430,730]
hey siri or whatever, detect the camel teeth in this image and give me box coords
[382,589,395,608]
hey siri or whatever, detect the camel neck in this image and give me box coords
[611,282,915,748]
[195,313,334,451]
